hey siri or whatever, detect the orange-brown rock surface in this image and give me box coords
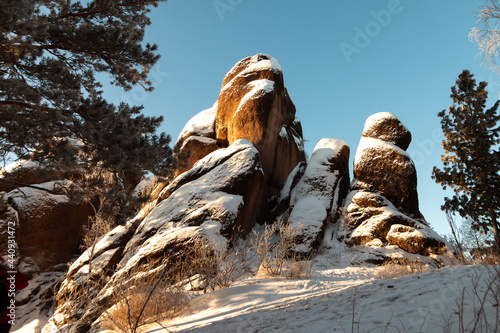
[339,113,447,256]
[175,54,305,193]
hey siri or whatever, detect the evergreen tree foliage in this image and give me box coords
[0,0,173,177]
[433,70,500,251]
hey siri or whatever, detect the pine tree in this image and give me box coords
[433,70,500,252]
[0,0,174,177]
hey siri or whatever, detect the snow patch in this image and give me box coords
[233,79,275,118]
[363,111,409,133]
[176,102,217,144]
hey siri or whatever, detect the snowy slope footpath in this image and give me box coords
[141,252,499,333]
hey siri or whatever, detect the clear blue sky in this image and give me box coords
[103,0,498,236]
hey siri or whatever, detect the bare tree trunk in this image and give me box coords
[490,207,500,254]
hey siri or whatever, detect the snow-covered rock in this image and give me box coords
[362,111,412,150]
[340,113,448,257]
[48,140,267,332]
[173,54,305,192]
[0,159,82,193]
[277,139,350,256]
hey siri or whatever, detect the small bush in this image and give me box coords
[102,282,188,332]
[373,257,430,279]
[284,258,313,280]
[251,218,302,277]
[100,258,189,333]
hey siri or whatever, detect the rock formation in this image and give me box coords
[338,112,447,257]
[275,139,350,257]
[176,54,306,193]
[38,58,453,332]
[48,139,267,332]
[0,160,82,193]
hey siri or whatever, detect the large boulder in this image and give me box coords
[276,139,350,256]
[340,113,447,256]
[8,181,91,270]
[174,54,305,193]
[353,112,420,218]
[48,139,267,332]
[212,54,305,191]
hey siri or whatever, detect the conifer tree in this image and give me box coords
[0,0,173,177]
[433,70,500,252]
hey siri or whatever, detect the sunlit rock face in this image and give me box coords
[339,112,447,257]
[176,54,305,193]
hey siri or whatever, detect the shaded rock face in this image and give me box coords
[175,54,305,193]
[49,140,267,332]
[340,113,446,256]
[276,139,350,257]
[8,181,90,270]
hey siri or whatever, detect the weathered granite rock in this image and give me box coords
[48,140,267,332]
[215,54,305,190]
[340,113,447,256]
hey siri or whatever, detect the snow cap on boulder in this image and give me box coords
[362,112,411,150]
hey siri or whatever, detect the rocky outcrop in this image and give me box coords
[49,139,267,332]
[215,54,305,192]
[276,139,350,256]
[339,113,446,256]
[353,112,420,217]
[175,54,305,193]
[8,181,91,270]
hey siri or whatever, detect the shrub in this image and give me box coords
[373,257,431,279]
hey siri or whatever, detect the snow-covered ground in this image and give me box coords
[13,233,500,333]
[139,259,498,333]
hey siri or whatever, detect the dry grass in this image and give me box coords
[251,218,304,277]
[442,265,500,333]
[284,258,313,280]
[373,257,431,279]
[101,282,188,332]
